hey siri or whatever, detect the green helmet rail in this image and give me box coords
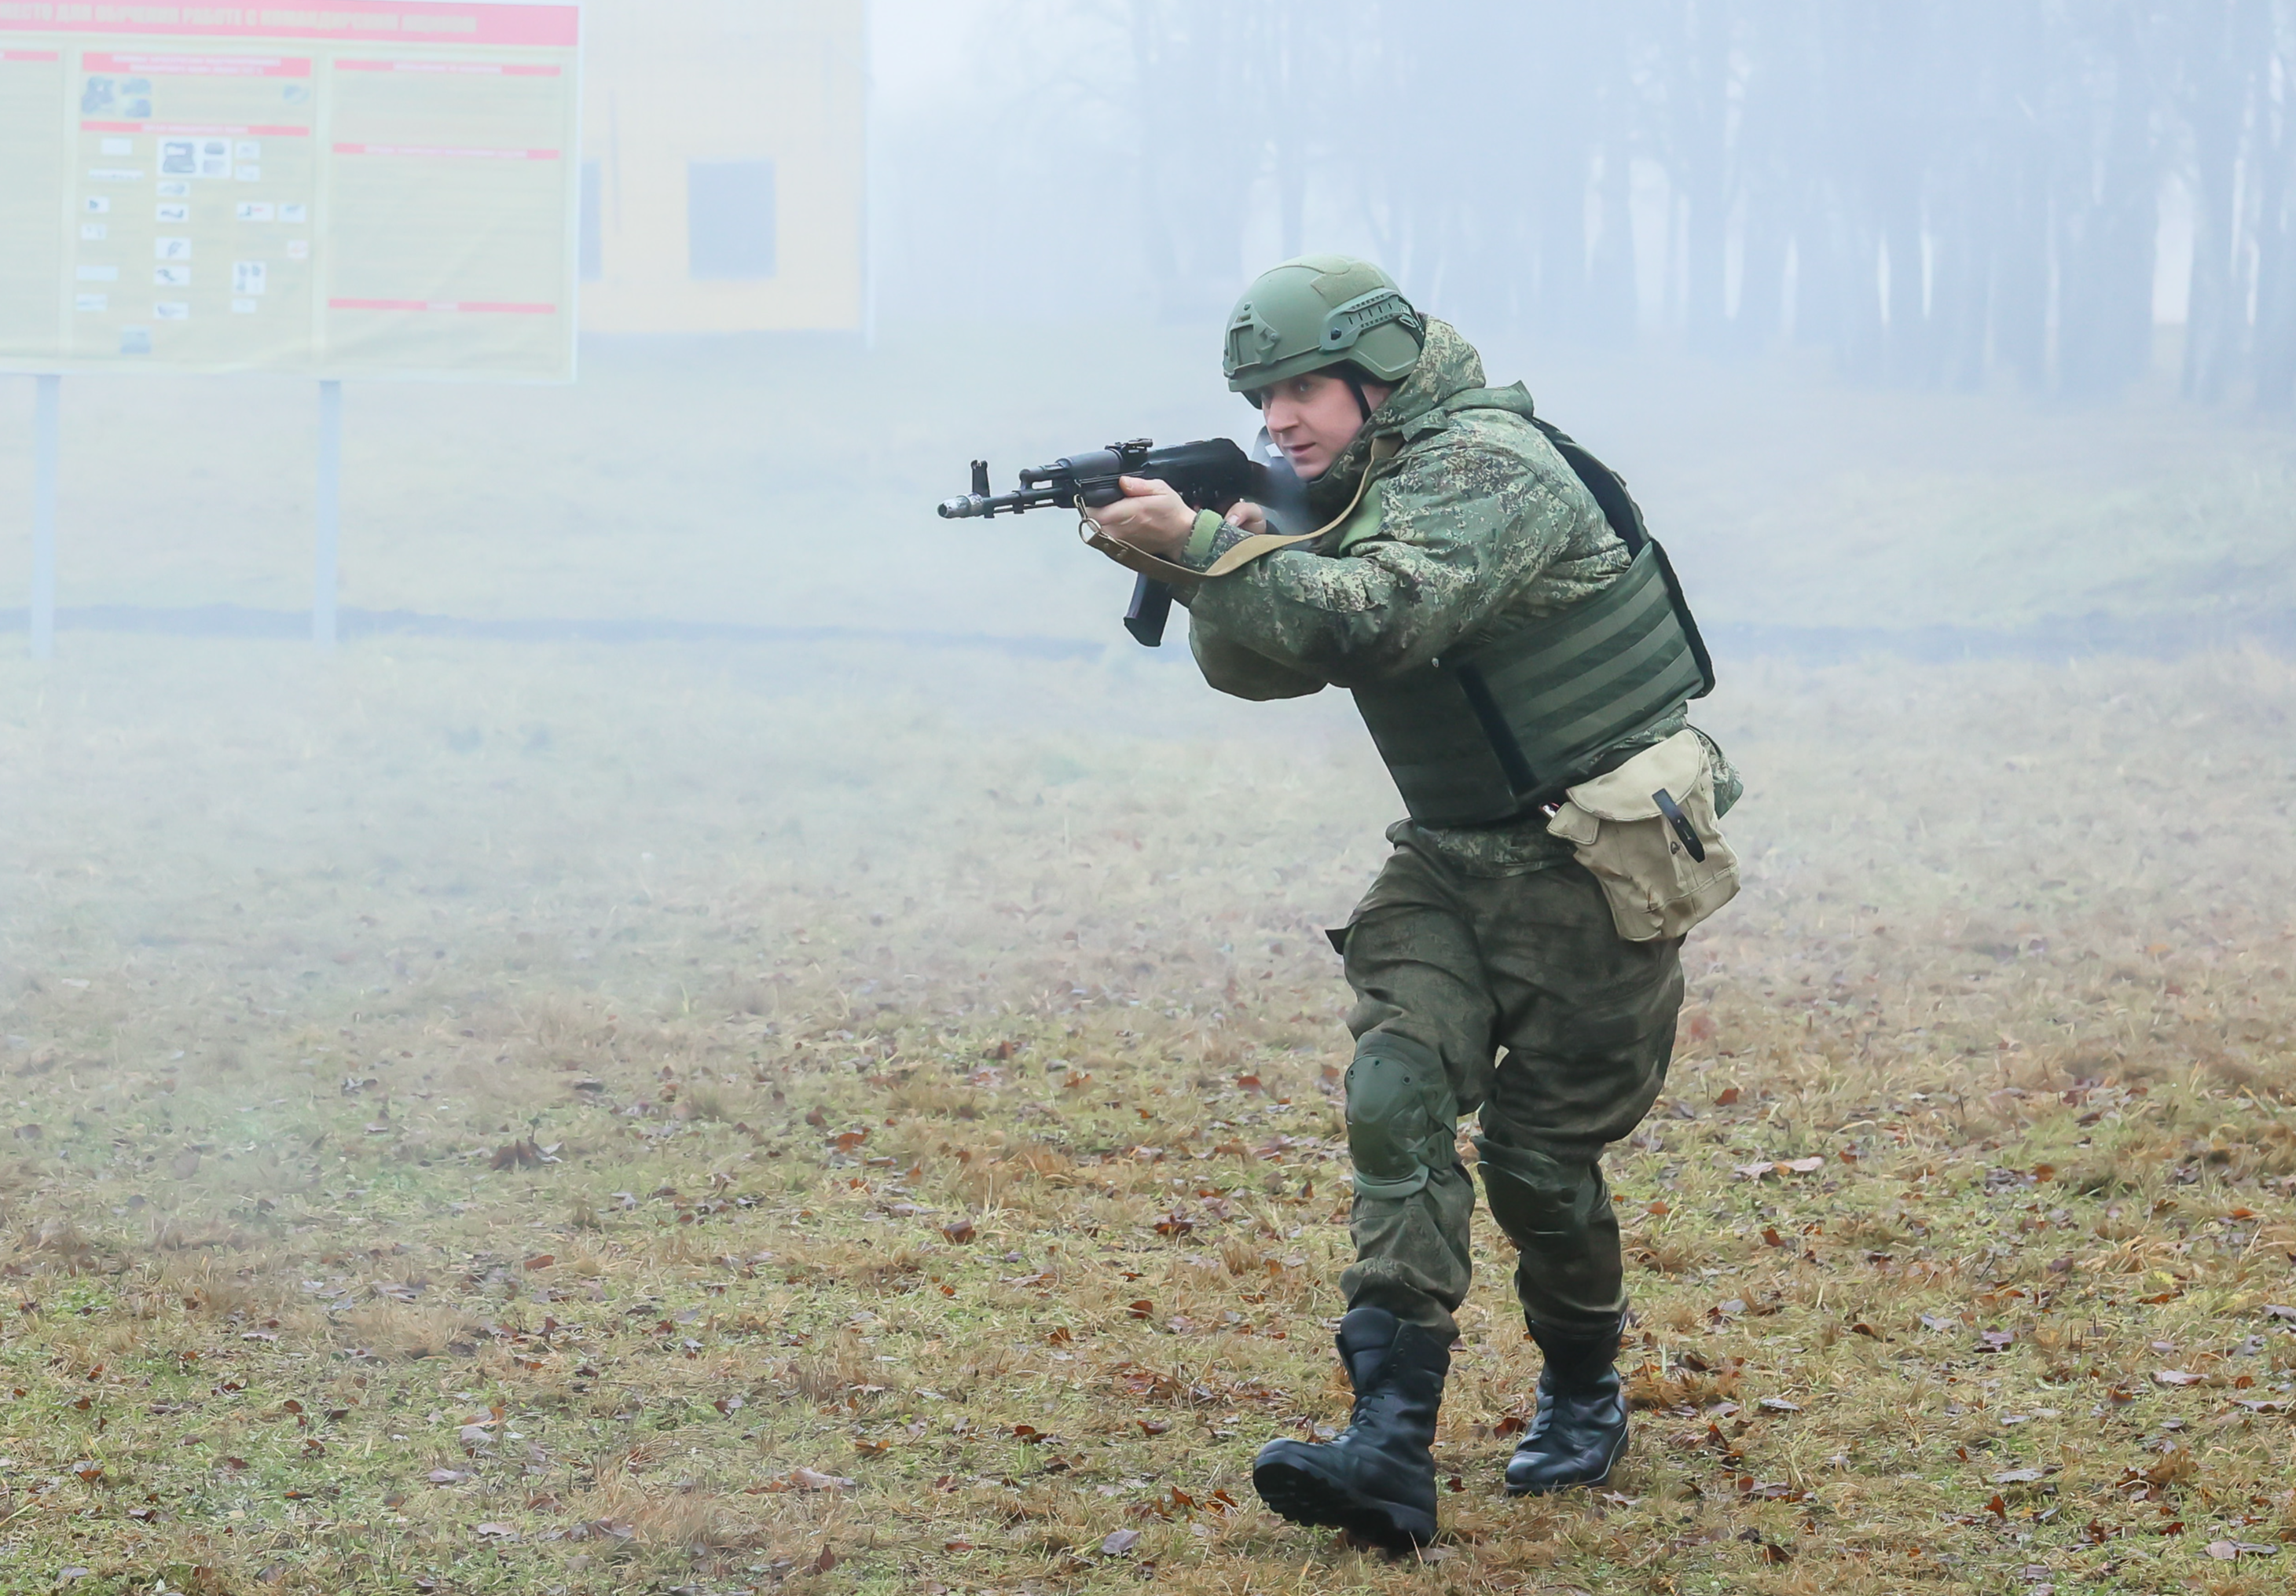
[1223,254,1427,397]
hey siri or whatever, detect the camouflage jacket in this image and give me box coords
[1172,319,1729,874]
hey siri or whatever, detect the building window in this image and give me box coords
[688,160,776,281]
[581,160,603,282]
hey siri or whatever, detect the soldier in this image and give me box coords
[1080,255,1741,1553]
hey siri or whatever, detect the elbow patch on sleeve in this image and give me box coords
[1259,559,1385,615]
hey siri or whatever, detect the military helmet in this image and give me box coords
[1223,254,1425,400]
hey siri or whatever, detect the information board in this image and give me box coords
[0,2,581,382]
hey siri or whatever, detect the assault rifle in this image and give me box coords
[937,435,1304,647]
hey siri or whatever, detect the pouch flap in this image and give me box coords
[1559,728,1709,821]
[1545,803,1600,846]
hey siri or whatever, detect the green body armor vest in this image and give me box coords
[1348,393,1715,827]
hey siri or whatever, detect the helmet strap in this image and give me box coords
[1341,371,1374,423]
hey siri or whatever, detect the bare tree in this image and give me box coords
[2250,4,2296,405]
[877,0,2296,410]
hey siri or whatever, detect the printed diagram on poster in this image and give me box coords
[0,3,581,383]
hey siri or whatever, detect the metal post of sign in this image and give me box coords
[859,0,877,353]
[314,379,342,648]
[30,375,60,662]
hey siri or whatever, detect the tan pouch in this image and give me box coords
[1546,728,1740,941]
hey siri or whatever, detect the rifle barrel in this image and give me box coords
[936,486,1066,519]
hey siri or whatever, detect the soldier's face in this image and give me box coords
[1261,370,1391,480]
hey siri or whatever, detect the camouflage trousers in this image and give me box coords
[1334,826,1683,1342]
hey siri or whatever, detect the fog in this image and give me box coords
[16,2,2296,648]
[2,4,2295,1593]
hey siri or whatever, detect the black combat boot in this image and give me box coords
[1504,1314,1628,1495]
[1253,1305,1450,1554]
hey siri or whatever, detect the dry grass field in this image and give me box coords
[2,632,2293,1596]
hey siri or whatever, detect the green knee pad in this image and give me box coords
[1473,1137,1601,1239]
[1344,1035,1458,1200]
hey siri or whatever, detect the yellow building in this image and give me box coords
[578,0,866,336]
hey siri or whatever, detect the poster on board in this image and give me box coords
[0,2,581,383]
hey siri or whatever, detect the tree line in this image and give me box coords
[959,0,2296,404]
